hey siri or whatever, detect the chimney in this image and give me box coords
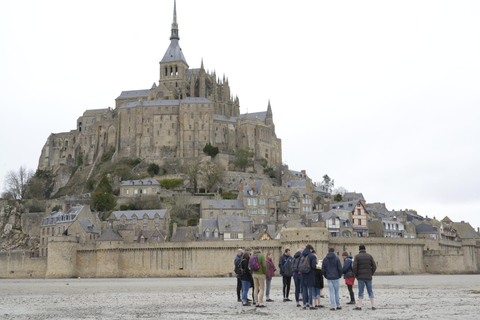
[239,182,244,192]
[252,183,256,192]
[323,204,330,212]
[301,170,306,175]
[173,222,178,236]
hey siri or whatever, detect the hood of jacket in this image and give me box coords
[293,251,302,259]
[302,248,312,257]
[325,252,337,260]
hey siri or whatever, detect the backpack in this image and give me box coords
[234,259,243,276]
[344,257,354,277]
[283,257,294,277]
[298,255,311,274]
[249,254,260,271]
[292,256,300,273]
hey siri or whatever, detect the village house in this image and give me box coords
[238,180,277,223]
[198,215,246,241]
[120,179,161,197]
[111,209,169,242]
[200,199,245,220]
[39,205,99,256]
[329,200,369,237]
[321,211,353,237]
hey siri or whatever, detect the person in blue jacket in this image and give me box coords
[342,251,355,305]
[322,248,343,310]
[300,244,318,309]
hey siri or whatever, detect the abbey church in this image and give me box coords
[38,1,282,172]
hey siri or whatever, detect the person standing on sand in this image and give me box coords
[278,248,293,302]
[313,251,325,308]
[265,251,277,302]
[322,248,343,311]
[342,251,355,305]
[353,245,377,311]
[240,251,253,306]
[300,244,317,310]
[251,247,267,308]
[292,248,303,307]
[234,248,243,302]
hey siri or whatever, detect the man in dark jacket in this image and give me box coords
[322,248,343,310]
[300,244,318,309]
[234,248,243,302]
[352,245,377,310]
[278,248,292,301]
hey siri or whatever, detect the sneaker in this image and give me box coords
[237,299,242,302]
[318,305,325,308]
[266,299,274,302]
[337,306,342,310]
[309,307,318,310]
[353,307,362,310]
[296,304,301,307]
[346,301,355,305]
[302,306,307,310]
[372,307,376,310]
[285,298,292,301]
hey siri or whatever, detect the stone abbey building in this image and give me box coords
[38,1,282,172]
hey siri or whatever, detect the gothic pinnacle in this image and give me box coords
[170,0,179,40]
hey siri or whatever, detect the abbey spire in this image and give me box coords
[160,0,188,85]
[170,0,179,40]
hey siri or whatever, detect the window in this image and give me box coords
[144,218,148,224]
[191,113,194,119]
[132,218,137,224]
[357,209,361,215]
[172,123,175,128]
[209,212,214,219]
[155,217,159,224]
[358,219,362,226]
[332,218,336,226]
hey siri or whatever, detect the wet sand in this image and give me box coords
[1,274,479,319]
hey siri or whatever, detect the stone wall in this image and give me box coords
[0,250,47,278]
[1,228,479,278]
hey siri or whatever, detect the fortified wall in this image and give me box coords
[1,228,479,278]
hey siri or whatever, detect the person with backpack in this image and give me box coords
[240,251,254,306]
[322,248,343,311]
[299,244,318,309]
[278,248,293,302]
[342,251,355,305]
[292,248,303,307]
[234,248,243,302]
[250,247,267,308]
[265,251,277,302]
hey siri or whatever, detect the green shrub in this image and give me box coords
[147,163,160,177]
[222,191,237,199]
[187,217,199,226]
[203,143,219,157]
[159,178,183,190]
[119,204,128,211]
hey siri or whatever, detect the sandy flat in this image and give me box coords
[0,274,479,319]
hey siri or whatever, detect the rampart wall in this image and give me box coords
[1,228,479,278]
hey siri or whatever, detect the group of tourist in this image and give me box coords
[234,244,376,311]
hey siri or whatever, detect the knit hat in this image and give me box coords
[359,245,366,251]
[297,249,303,253]
[342,251,348,257]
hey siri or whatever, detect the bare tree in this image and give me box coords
[4,166,33,200]
[184,160,202,193]
[171,193,196,220]
[203,161,225,193]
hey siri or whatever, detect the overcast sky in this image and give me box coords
[1,0,479,230]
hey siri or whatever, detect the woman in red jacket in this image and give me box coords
[265,251,277,302]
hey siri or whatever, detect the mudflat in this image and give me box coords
[1,274,479,319]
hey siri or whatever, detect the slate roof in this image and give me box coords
[41,206,85,226]
[161,39,188,65]
[77,219,99,234]
[83,108,109,116]
[289,169,308,178]
[330,200,360,212]
[170,226,198,242]
[453,222,480,239]
[121,179,160,186]
[415,223,435,234]
[213,114,238,123]
[96,228,123,241]
[201,199,245,210]
[286,180,307,189]
[243,180,264,196]
[112,209,167,220]
[240,111,267,121]
[116,89,150,100]
[218,215,244,233]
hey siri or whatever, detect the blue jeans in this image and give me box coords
[313,287,320,298]
[293,273,302,303]
[302,285,314,306]
[241,280,251,302]
[266,278,271,298]
[357,280,374,299]
[327,279,340,307]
